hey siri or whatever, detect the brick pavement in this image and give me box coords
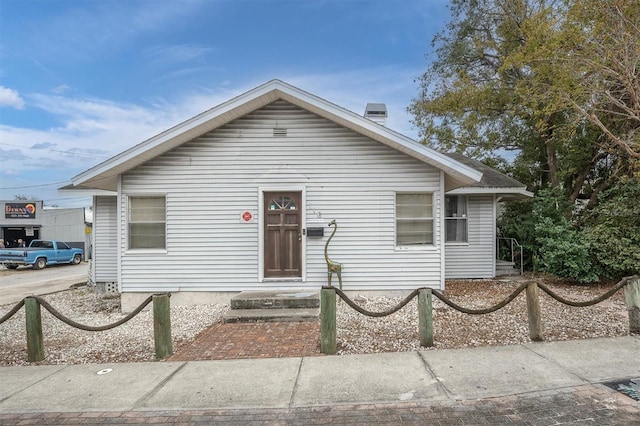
[1,384,638,425]
[169,321,323,361]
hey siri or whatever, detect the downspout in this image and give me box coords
[440,171,446,290]
[492,194,497,278]
[116,175,123,293]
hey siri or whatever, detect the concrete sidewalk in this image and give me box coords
[1,336,639,418]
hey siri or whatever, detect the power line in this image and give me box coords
[0,181,69,190]
[0,142,109,159]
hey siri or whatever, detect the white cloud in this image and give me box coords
[0,86,26,109]
[51,84,71,94]
[23,1,207,61]
[144,43,215,66]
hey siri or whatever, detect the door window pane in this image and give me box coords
[269,196,297,210]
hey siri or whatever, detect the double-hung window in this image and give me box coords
[128,196,166,249]
[396,193,433,246]
[445,195,468,243]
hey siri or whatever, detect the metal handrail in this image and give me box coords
[497,237,524,275]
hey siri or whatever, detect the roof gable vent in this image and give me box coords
[364,103,387,126]
[273,128,287,137]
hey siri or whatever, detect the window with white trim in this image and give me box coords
[445,195,468,243]
[128,196,166,249]
[396,193,433,246]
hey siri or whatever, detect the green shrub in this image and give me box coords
[535,217,599,283]
[581,176,640,278]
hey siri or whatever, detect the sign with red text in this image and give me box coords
[5,203,37,219]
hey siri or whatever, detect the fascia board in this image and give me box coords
[446,187,534,197]
[57,188,117,197]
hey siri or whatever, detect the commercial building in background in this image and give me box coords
[0,200,91,259]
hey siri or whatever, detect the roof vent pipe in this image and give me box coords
[364,103,387,126]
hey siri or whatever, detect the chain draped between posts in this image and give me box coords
[0,293,173,362]
[320,275,640,354]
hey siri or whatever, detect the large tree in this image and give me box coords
[410,0,640,207]
[544,0,640,206]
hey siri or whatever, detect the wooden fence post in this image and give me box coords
[25,297,45,362]
[153,294,173,359]
[526,282,543,341]
[320,287,337,355]
[624,277,640,334]
[418,288,434,347]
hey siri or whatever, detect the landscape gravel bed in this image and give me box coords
[0,277,630,366]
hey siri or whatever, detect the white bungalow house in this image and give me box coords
[62,80,531,310]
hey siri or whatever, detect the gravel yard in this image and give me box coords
[0,276,630,366]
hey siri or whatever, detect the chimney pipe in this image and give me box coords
[364,103,387,126]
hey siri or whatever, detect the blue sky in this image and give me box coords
[0,0,450,207]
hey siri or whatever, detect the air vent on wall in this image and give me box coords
[273,128,287,137]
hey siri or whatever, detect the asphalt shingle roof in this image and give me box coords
[443,152,526,189]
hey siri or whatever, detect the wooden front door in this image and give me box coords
[264,192,302,278]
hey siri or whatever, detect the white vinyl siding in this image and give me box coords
[118,100,443,292]
[93,196,118,283]
[444,195,495,279]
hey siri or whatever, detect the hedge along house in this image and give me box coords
[63,80,531,311]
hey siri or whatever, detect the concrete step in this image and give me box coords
[496,260,520,276]
[223,308,319,323]
[230,290,320,310]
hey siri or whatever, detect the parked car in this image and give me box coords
[0,240,83,270]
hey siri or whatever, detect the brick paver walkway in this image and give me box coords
[169,321,322,361]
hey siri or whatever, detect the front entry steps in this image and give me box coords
[496,259,520,276]
[223,290,320,323]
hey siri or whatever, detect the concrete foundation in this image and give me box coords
[119,288,427,313]
[121,291,238,313]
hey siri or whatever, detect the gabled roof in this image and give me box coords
[444,153,533,199]
[68,79,482,192]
